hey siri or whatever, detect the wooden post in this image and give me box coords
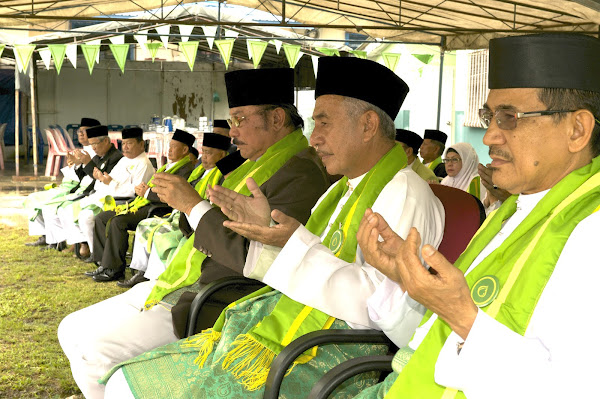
[30,62,38,176]
[14,89,19,176]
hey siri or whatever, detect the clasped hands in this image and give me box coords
[92,167,112,184]
[207,177,300,248]
[357,209,478,340]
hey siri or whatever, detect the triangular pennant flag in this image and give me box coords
[382,52,401,71]
[282,43,301,68]
[316,47,339,57]
[134,30,149,57]
[412,53,434,65]
[311,55,319,77]
[201,26,217,49]
[88,39,101,63]
[145,41,162,62]
[215,38,235,70]
[0,44,5,58]
[39,48,51,70]
[48,44,66,75]
[81,44,100,75]
[109,35,125,45]
[109,44,129,73]
[349,50,367,59]
[246,39,253,59]
[14,44,36,73]
[66,43,77,68]
[270,39,282,54]
[156,25,171,48]
[249,40,268,69]
[179,41,199,71]
[179,25,194,43]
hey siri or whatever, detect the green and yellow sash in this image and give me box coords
[467,175,481,200]
[144,129,309,308]
[428,156,443,171]
[385,156,600,399]
[187,144,407,391]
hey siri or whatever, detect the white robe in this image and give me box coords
[244,166,445,343]
[370,189,600,399]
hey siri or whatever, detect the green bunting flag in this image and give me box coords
[179,41,199,71]
[81,44,100,75]
[215,38,235,69]
[145,41,162,62]
[109,44,129,73]
[349,50,367,59]
[283,43,301,68]
[14,44,36,73]
[316,47,340,57]
[48,44,66,74]
[382,52,401,71]
[412,54,434,64]
[249,40,268,69]
[0,44,5,59]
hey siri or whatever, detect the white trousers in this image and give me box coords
[70,208,95,252]
[28,213,45,236]
[104,369,135,398]
[129,232,150,272]
[129,237,168,281]
[43,205,65,244]
[57,281,177,399]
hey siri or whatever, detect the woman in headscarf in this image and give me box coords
[440,142,486,200]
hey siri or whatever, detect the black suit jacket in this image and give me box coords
[71,146,123,195]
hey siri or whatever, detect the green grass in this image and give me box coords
[0,226,124,398]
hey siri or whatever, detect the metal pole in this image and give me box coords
[436,37,446,130]
[30,62,38,176]
[14,89,19,176]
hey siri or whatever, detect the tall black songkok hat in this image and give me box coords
[395,129,423,153]
[225,68,294,108]
[315,57,409,119]
[216,150,246,176]
[489,33,600,92]
[202,133,231,151]
[81,117,100,127]
[423,129,447,145]
[86,125,109,138]
[172,129,196,149]
[121,127,143,140]
[213,119,230,129]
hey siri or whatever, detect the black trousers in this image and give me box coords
[93,205,152,273]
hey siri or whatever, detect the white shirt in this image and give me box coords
[377,189,600,398]
[243,166,445,339]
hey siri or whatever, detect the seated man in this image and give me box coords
[103,57,445,398]
[355,33,600,399]
[396,128,438,182]
[420,128,448,180]
[57,67,330,399]
[61,127,155,259]
[25,117,99,248]
[125,133,231,288]
[43,124,123,251]
[87,129,197,282]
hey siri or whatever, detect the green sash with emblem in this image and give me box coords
[385,155,600,399]
[428,156,443,171]
[467,175,481,200]
[185,144,407,391]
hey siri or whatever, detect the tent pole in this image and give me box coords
[436,37,446,130]
[30,62,38,176]
[14,89,19,176]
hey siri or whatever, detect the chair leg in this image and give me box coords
[45,152,55,176]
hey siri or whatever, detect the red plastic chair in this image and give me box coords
[429,183,486,263]
[146,132,165,168]
[45,129,68,176]
[161,133,174,166]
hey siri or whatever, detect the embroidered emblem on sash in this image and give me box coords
[471,275,499,308]
[329,229,344,254]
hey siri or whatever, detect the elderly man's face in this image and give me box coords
[419,139,440,163]
[228,105,274,161]
[88,136,112,157]
[310,94,366,178]
[483,88,573,194]
[168,140,189,162]
[201,146,226,170]
[78,127,90,146]
[121,138,145,159]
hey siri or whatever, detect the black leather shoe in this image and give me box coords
[56,241,67,251]
[117,270,149,288]
[25,236,47,247]
[42,244,57,251]
[93,269,125,282]
[84,266,104,277]
[83,255,96,264]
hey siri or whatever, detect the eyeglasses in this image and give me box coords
[227,115,248,128]
[443,157,461,164]
[478,108,577,130]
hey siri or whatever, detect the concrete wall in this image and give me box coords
[34,59,231,137]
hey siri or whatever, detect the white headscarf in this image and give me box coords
[440,142,480,192]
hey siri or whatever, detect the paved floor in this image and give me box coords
[0,159,58,228]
